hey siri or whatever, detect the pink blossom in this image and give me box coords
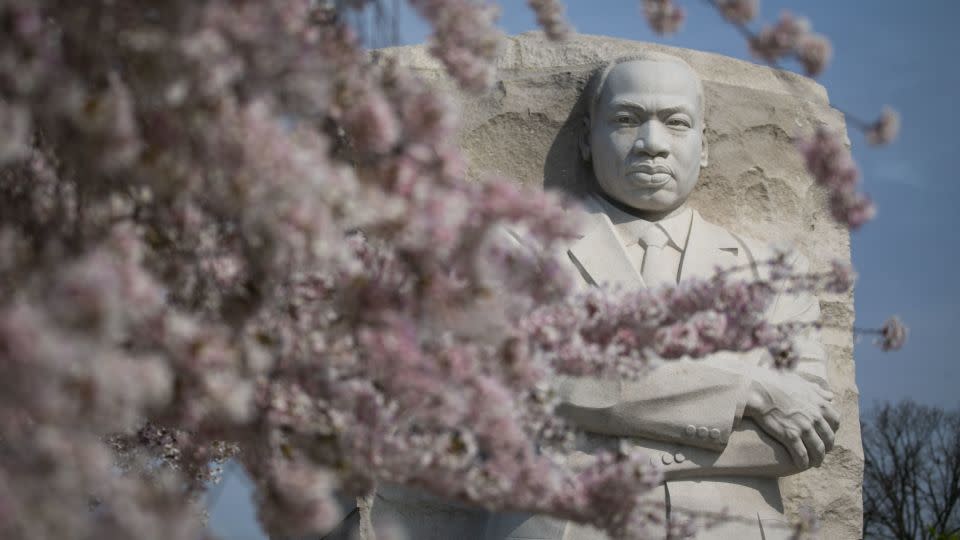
[767,339,799,370]
[831,190,876,230]
[865,106,901,146]
[796,128,876,230]
[823,260,857,294]
[393,76,459,146]
[750,12,811,63]
[878,316,907,351]
[795,33,832,76]
[789,507,821,540]
[565,451,665,538]
[528,0,573,41]
[715,0,759,25]
[642,0,686,36]
[255,463,343,538]
[342,91,401,154]
[795,129,856,190]
[409,0,504,91]
[746,10,833,77]
[72,73,143,172]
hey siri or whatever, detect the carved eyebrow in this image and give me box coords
[608,99,646,114]
[607,100,694,118]
[657,106,694,118]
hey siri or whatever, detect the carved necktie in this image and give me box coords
[638,226,676,287]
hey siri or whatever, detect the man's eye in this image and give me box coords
[667,118,691,128]
[614,115,634,125]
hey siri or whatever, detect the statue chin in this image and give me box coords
[596,185,688,217]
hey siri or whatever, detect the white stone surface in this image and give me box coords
[373,32,862,540]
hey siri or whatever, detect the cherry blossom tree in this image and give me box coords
[0,1,902,539]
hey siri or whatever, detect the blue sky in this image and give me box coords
[208,2,960,537]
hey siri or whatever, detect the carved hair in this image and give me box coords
[585,51,706,123]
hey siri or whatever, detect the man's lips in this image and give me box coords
[626,164,673,186]
[627,164,673,175]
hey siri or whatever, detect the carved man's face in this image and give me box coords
[586,60,708,214]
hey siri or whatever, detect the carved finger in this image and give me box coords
[802,426,826,467]
[822,403,841,430]
[787,433,809,468]
[814,417,835,452]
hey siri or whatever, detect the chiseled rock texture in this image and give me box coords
[380,32,863,539]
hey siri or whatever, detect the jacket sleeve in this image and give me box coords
[556,361,752,452]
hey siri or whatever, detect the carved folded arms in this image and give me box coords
[555,251,840,477]
[556,362,749,452]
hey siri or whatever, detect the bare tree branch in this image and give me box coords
[863,401,960,540]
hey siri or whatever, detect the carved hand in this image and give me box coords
[743,373,840,469]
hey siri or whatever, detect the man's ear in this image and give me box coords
[700,125,709,168]
[579,116,591,162]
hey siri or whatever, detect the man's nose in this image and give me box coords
[633,121,670,158]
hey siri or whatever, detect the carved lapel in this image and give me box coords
[678,211,744,282]
[567,204,645,289]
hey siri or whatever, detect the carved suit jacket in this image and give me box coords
[551,195,829,480]
[351,197,831,540]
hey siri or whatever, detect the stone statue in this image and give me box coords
[484,52,841,540]
[337,36,863,540]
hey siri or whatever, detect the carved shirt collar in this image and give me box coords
[590,193,693,251]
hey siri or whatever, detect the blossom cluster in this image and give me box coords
[0,1,899,540]
[796,128,876,229]
[528,0,573,41]
[878,316,908,352]
[522,275,792,378]
[714,0,759,25]
[748,11,832,77]
[865,106,901,146]
[642,0,686,35]
[408,0,504,91]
